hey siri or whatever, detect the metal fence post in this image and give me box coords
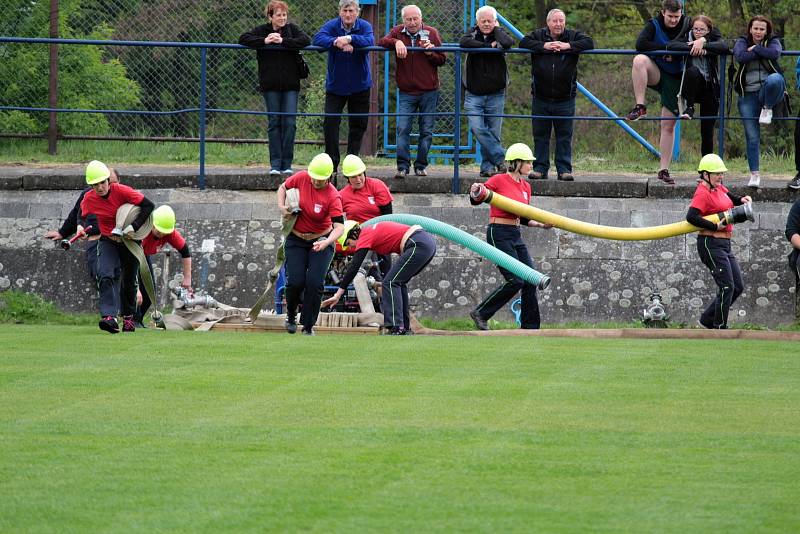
[718,54,727,158]
[452,50,462,194]
[199,46,207,190]
[47,0,59,155]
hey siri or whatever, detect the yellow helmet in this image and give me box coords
[152,205,176,234]
[337,220,360,251]
[308,153,334,181]
[505,143,535,162]
[341,154,367,177]
[86,160,111,185]
[697,154,728,173]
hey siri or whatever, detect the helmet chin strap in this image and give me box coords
[700,172,716,191]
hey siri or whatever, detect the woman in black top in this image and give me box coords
[667,15,729,156]
[240,1,310,176]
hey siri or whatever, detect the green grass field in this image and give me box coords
[1,325,798,532]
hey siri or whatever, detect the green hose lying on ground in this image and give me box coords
[362,214,550,290]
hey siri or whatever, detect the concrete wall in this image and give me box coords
[1,187,796,327]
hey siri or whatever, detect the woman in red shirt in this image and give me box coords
[339,154,394,277]
[78,160,154,334]
[277,153,345,335]
[686,154,752,328]
[468,143,552,330]
[322,220,437,335]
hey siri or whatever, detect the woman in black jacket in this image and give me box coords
[240,1,310,176]
[667,15,729,156]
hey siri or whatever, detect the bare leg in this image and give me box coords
[659,106,676,170]
[631,54,661,105]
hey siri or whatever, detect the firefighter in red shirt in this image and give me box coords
[339,154,394,277]
[686,154,751,328]
[78,160,154,334]
[468,143,552,330]
[277,153,345,335]
[134,205,193,328]
[322,220,437,335]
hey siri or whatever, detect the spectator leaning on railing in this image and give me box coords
[788,57,800,191]
[732,15,786,190]
[378,4,446,179]
[239,0,311,178]
[519,8,594,182]
[665,14,728,157]
[625,0,689,187]
[312,0,374,179]
[459,5,514,178]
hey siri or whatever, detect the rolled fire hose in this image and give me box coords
[114,204,160,323]
[469,184,755,241]
[248,188,301,322]
[353,271,376,314]
[361,214,550,290]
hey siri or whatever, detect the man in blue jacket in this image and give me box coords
[313,0,374,177]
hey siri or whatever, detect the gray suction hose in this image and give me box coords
[362,214,550,290]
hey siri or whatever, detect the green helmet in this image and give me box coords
[308,153,334,181]
[337,220,360,251]
[697,154,728,173]
[152,205,176,234]
[505,143,535,162]
[341,154,367,177]
[85,160,111,185]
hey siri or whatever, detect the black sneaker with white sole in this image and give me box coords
[788,174,800,190]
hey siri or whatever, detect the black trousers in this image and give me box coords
[381,230,436,330]
[323,89,370,172]
[795,110,800,173]
[682,67,719,156]
[474,224,541,329]
[697,236,744,329]
[134,255,155,323]
[284,233,335,331]
[96,238,140,318]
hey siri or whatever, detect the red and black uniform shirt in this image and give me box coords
[340,177,393,223]
[80,183,145,236]
[142,229,188,257]
[690,183,734,233]
[484,173,532,220]
[285,172,343,234]
[354,221,410,256]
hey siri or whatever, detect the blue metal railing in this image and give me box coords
[1,36,797,193]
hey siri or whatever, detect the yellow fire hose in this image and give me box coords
[469,184,754,241]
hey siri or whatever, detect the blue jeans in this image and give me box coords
[263,90,299,171]
[396,90,439,172]
[464,91,506,173]
[737,73,786,172]
[532,97,575,175]
[474,224,540,329]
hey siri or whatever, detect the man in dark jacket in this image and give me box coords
[379,5,446,179]
[624,0,688,186]
[459,5,514,177]
[312,0,374,176]
[519,9,593,182]
[788,57,800,190]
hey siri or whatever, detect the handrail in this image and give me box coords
[1,36,797,192]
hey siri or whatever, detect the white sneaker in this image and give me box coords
[269,169,281,176]
[759,108,772,124]
[748,172,760,189]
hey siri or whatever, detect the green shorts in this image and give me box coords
[649,72,681,116]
